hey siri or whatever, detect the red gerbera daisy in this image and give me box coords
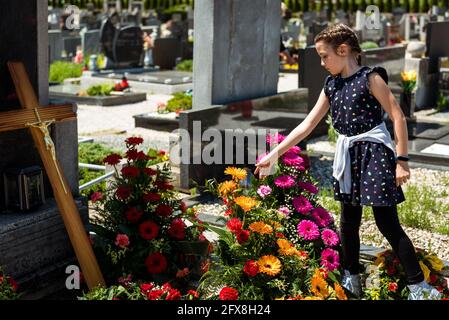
[155,204,173,217]
[167,218,185,240]
[116,185,132,200]
[103,153,122,166]
[145,252,167,274]
[125,137,144,145]
[125,207,143,223]
[139,221,159,240]
[143,192,161,203]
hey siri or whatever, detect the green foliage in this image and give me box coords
[360,41,380,50]
[49,61,83,83]
[166,92,193,113]
[398,184,449,234]
[326,114,338,144]
[436,92,449,113]
[175,59,193,72]
[78,142,122,198]
[86,84,115,96]
[0,267,19,300]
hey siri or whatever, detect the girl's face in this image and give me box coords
[315,41,347,76]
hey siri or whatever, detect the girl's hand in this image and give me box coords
[396,161,411,187]
[254,153,278,179]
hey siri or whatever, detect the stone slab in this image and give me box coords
[408,138,436,152]
[134,112,180,132]
[436,134,449,145]
[420,143,449,156]
[410,121,449,140]
[0,197,88,281]
[49,84,147,106]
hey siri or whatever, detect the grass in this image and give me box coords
[318,184,449,236]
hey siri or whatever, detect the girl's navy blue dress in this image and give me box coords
[324,66,405,207]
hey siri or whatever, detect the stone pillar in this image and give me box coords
[192,0,281,109]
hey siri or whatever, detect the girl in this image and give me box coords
[255,23,441,300]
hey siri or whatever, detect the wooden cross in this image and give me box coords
[2,61,105,290]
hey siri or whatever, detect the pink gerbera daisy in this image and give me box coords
[285,145,301,155]
[320,248,340,271]
[298,182,319,194]
[292,195,314,214]
[321,229,340,247]
[282,153,304,167]
[311,207,333,228]
[278,206,291,216]
[274,175,296,189]
[297,220,320,240]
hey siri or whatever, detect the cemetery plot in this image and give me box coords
[49,83,147,106]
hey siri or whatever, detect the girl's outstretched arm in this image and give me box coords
[368,72,411,186]
[255,89,330,177]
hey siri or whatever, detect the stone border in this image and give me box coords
[49,91,147,106]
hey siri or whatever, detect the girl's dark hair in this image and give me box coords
[314,23,362,66]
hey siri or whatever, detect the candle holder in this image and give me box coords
[3,165,45,212]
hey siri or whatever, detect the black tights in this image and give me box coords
[339,203,424,284]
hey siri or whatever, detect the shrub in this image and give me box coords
[360,41,379,50]
[0,267,19,300]
[175,59,193,72]
[86,84,115,96]
[166,92,193,113]
[49,61,83,83]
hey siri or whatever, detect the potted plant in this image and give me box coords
[399,70,417,119]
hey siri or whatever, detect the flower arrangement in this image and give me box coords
[198,133,346,300]
[0,267,19,300]
[400,70,417,94]
[363,248,449,300]
[90,137,211,289]
[79,277,200,300]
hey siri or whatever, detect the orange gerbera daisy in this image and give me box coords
[224,167,247,181]
[276,239,298,256]
[234,196,259,212]
[311,269,330,298]
[218,180,237,197]
[268,220,282,230]
[249,221,273,235]
[257,255,282,276]
[334,282,348,300]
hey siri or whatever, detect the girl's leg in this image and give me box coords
[372,205,424,284]
[339,202,363,274]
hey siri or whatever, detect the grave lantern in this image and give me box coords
[3,165,46,211]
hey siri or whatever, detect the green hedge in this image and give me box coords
[49,61,83,84]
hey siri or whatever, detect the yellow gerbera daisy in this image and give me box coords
[268,220,282,230]
[249,221,273,235]
[277,239,298,256]
[303,296,323,300]
[257,255,282,276]
[334,283,348,300]
[224,167,247,181]
[218,180,237,197]
[419,261,431,282]
[311,270,330,298]
[234,196,259,212]
[425,255,444,271]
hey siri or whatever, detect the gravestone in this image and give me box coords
[298,45,329,112]
[152,38,182,70]
[48,30,63,64]
[193,0,280,108]
[0,0,86,298]
[62,35,82,59]
[100,18,144,69]
[81,29,102,56]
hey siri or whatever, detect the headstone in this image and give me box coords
[48,30,63,64]
[62,35,82,59]
[100,18,144,68]
[81,29,101,56]
[192,0,280,108]
[152,38,182,70]
[298,45,330,112]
